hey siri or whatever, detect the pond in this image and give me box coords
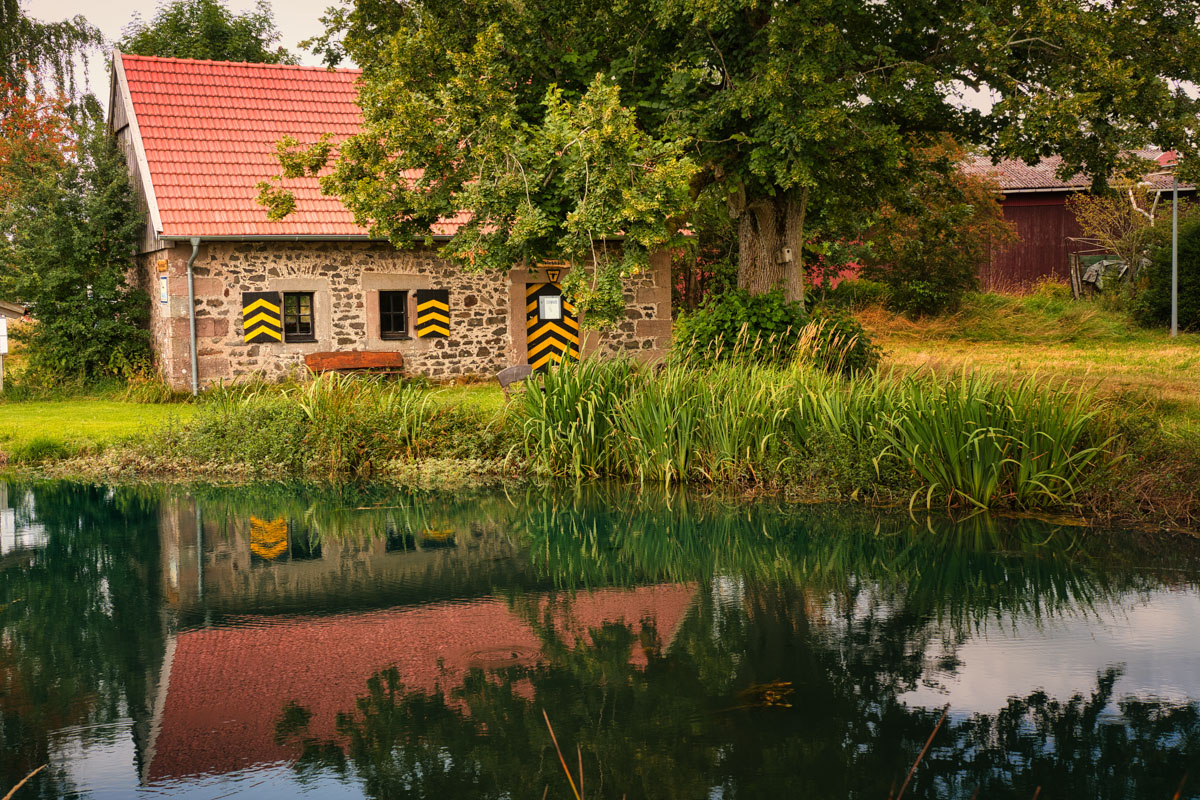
[2,481,1199,799]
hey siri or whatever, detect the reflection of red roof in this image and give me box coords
[148,585,696,781]
[116,53,469,239]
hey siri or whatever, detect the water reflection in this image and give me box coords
[1,480,1198,799]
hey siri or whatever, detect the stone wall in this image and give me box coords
[141,240,672,390]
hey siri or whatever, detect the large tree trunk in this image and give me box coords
[735,189,808,303]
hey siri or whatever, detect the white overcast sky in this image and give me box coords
[26,0,335,107]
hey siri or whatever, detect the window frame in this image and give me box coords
[379,290,410,340]
[282,291,317,343]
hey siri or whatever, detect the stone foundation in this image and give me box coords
[139,240,672,389]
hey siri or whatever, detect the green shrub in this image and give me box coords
[801,307,882,376]
[159,374,514,480]
[674,289,879,375]
[1,118,151,380]
[863,148,1013,317]
[180,392,309,476]
[886,278,957,317]
[1133,217,1200,331]
[674,288,807,363]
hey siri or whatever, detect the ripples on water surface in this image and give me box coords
[2,481,1199,799]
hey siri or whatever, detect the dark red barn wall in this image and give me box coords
[980,192,1083,291]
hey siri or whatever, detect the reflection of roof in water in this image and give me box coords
[147,584,697,782]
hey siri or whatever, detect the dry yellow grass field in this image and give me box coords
[858,295,1200,441]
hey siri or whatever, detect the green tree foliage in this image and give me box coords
[119,0,296,64]
[0,111,150,378]
[1134,214,1200,332]
[864,144,1017,316]
[259,52,694,327]
[274,0,1200,312]
[0,0,101,96]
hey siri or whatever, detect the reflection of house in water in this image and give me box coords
[145,496,697,783]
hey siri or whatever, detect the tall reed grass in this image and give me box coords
[173,373,511,481]
[522,358,1116,511]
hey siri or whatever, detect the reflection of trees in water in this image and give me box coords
[923,669,1200,799]
[277,584,1200,800]
[0,482,166,799]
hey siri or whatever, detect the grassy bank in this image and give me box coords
[5,359,1165,521]
[853,286,1200,527]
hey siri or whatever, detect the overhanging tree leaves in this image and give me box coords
[268,0,1200,311]
[260,28,695,326]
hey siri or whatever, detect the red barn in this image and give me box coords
[964,151,1186,291]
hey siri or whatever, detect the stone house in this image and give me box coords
[107,52,673,391]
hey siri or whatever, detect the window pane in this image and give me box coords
[283,292,316,341]
[380,291,408,338]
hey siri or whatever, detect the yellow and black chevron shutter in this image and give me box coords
[526,282,579,371]
[242,292,282,343]
[415,289,450,338]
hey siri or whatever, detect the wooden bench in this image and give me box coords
[305,351,405,375]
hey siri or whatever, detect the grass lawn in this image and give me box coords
[0,381,506,462]
[427,381,509,418]
[0,400,196,458]
[858,291,1200,440]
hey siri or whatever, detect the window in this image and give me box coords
[283,292,316,342]
[379,290,409,339]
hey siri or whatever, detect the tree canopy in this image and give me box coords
[267,0,1200,317]
[119,0,296,64]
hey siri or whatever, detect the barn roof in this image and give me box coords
[963,150,1184,193]
[110,52,467,240]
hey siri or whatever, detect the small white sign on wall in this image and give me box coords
[538,295,563,321]
[159,274,169,304]
[0,316,8,355]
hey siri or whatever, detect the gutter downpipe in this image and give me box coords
[187,237,200,396]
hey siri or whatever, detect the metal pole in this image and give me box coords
[186,238,201,395]
[1172,174,1179,338]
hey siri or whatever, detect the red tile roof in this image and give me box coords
[116,53,467,239]
[963,150,1183,193]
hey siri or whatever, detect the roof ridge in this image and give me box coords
[118,51,361,76]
